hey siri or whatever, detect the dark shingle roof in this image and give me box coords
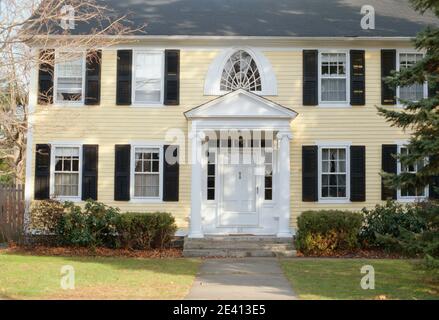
[55,0,439,37]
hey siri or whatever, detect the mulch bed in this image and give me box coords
[296,249,406,259]
[1,244,183,259]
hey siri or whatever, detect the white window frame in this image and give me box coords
[263,145,276,204]
[205,146,218,203]
[317,143,351,203]
[53,50,86,106]
[131,50,165,107]
[396,51,428,107]
[50,144,82,201]
[396,144,429,202]
[130,145,164,202]
[318,50,350,107]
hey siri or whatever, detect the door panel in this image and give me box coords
[219,152,259,227]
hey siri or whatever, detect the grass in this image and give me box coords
[280,258,439,300]
[0,252,201,300]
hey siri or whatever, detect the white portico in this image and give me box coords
[184,89,298,238]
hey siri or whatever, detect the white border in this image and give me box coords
[318,50,350,107]
[129,144,164,203]
[50,143,83,202]
[396,50,429,108]
[317,142,351,203]
[396,143,429,202]
[53,50,86,107]
[131,50,165,107]
[204,47,278,96]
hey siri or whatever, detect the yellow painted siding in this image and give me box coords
[30,48,410,229]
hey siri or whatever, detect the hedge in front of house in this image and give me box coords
[29,199,177,250]
[295,210,363,255]
[56,201,121,248]
[117,212,177,250]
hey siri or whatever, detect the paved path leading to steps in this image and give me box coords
[185,258,297,300]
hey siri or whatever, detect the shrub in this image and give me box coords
[117,212,177,250]
[295,210,363,255]
[56,200,120,248]
[360,201,426,248]
[30,200,65,233]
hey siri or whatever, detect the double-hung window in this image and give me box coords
[397,145,428,200]
[133,147,161,199]
[319,146,349,200]
[320,52,348,104]
[133,51,164,104]
[397,53,427,103]
[53,146,81,198]
[55,52,85,104]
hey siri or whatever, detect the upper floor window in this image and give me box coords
[133,51,164,104]
[320,52,348,103]
[397,53,427,103]
[55,52,85,104]
[220,50,262,92]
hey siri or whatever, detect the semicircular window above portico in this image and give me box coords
[220,50,262,92]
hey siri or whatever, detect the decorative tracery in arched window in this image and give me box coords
[220,50,262,92]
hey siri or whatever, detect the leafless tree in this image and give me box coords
[0,0,142,185]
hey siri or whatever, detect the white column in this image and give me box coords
[188,130,205,238]
[276,131,293,238]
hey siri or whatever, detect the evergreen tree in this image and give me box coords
[377,0,439,191]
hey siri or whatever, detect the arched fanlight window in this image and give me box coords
[220,50,262,92]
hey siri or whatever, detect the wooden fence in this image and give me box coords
[0,185,25,243]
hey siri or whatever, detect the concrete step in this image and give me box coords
[184,242,294,250]
[183,248,297,258]
[183,236,296,258]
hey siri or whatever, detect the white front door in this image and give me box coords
[219,150,260,227]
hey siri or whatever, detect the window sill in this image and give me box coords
[318,199,351,204]
[52,103,86,108]
[52,196,82,203]
[316,103,351,108]
[130,198,163,204]
[397,197,428,203]
[131,103,166,108]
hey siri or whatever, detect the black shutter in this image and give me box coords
[34,144,51,200]
[350,50,366,106]
[429,154,439,199]
[164,50,180,105]
[116,50,132,105]
[381,50,397,105]
[114,145,131,201]
[85,50,101,105]
[303,50,318,106]
[38,50,54,105]
[302,146,318,201]
[350,146,366,202]
[382,144,397,200]
[163,145,180,201]
[82,145,99,201]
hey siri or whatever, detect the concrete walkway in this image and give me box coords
[185,258,297,300]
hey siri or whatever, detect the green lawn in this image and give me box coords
[281,259,439,300]
[0,253,201,300]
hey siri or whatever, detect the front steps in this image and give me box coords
[183,236,296,257]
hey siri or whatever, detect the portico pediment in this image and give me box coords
[184,89,298,120]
